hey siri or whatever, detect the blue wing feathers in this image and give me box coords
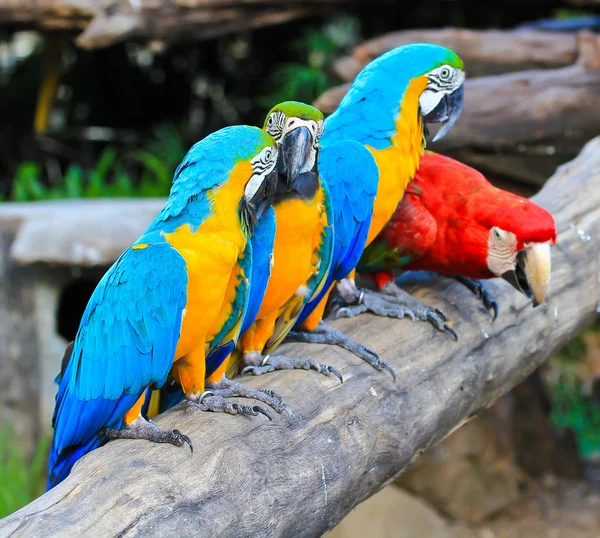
[48,242,187,489]
[241,206,276,335]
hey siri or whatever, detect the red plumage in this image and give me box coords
[358,152,557,287]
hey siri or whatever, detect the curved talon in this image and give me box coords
[172,430,194,453]
[442,323,458,341]
[324,366,344,384]
[199,390,215,405]
[261,354,271,366]
[241,365,259,376]
[235,404,271,421]
[489,300,499,321]
[357,290,365,305]
[378,361,396,382]
[434,308,448,322]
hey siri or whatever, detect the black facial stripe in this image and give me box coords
[427,77,454,92]
[267,111,286,141]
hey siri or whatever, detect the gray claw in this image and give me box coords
[325,366,344,384]
[235,403,272,421]
[378,361,396,382]
[172,429,194,453]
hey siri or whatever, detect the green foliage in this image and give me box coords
[0,426,49,518]
[552,8,594,19]
[259,16,359,110]
[7,124,187,202]
[544,322,600,460]
[549,376,600,460]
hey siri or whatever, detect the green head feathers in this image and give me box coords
[263,101,324,130]
[263,101,324,190]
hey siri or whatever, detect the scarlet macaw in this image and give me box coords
[289,44,466,361]
[48,125,279,489]
[356,151,556,322]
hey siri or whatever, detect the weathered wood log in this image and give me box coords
[1,136,599,536]
[317,31,600,187]
[333,28,586,82]
[0,0,359,49]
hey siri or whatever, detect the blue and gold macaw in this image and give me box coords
[48,125,280,489]
[288,43,466,366]
[229,102,338,379]
[146,102,337,419]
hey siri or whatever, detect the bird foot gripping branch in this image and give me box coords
[452,276,499,320]
[203,377,294,421]
[241,354,343,383]
[336,282,458,341]
[287,321,396,381]
[105,418,193,452]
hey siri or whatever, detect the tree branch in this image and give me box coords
[1,137,599,537]
[0,0,358,48]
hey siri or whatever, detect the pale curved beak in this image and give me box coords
[501,242,552,307]
[522,242,552,306]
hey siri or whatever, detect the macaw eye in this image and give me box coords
[440,67,451,80]
[492,228,503,241]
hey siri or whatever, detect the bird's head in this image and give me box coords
[415,45,466,142]
[486,217,556,308]
[417,152,556,307]
[263,101,324,192]
[241,132,279,231]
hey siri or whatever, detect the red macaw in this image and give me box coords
[355,151,557,329]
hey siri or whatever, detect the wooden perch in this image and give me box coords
[317,31,600,187]
[1,136,599,536]
[0,0,357,49]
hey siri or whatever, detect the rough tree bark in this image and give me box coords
[316,31,600,187]
[0,135,598,537]
[0,0,359,49]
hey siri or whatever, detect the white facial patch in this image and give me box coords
[419,64,465,115]
[419,89,444,116]
[245,145,278,200]
[487,227,518,277]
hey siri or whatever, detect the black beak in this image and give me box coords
[501,251,536,305]
[425,85,464,142]
[242,168,278,232]
[279,126,313,192]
